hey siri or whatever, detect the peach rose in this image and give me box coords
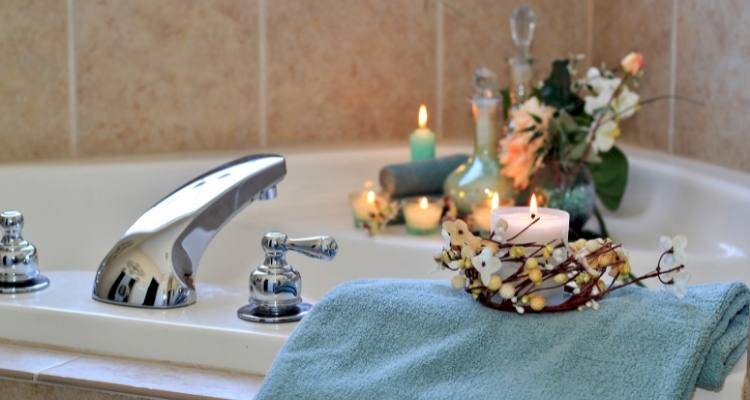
[500,132,545,189]
[621,52,644,75]
[510,97,554,135]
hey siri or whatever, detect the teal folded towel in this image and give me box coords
[257,279,750,400]
[379,154,468,197]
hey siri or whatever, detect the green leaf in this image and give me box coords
[539,60,572,109]
[500,89,511,120]
[588,146,628,210]
[586,152,602,164]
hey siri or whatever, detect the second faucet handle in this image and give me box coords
[261,232,338,262]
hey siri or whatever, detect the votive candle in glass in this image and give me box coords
[349,183,384,228]
[471,191,500,234]
[403,196,442,235]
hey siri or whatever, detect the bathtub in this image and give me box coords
[0,144,748,398]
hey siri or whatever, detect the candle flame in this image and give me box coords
[529,193,538,218]
[418,104,428,129]
[419,196,429,210]
[366,190,376,204]
[490,192,499,210]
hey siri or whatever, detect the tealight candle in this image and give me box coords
[491,194,569,245]
[403,196,442,235]
[349,187,382,228]
[471,192,500,233]
[409,105,436,161]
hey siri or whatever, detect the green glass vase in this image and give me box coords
[529,164,596,234]
[444,96,517,215]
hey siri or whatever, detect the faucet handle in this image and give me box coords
[261,232,338,261]
[0,210,24,241]
[240,232,338,323]
[287,236,338,260]
[0,210,49,293]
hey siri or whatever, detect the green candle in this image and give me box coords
[410,105,436,161]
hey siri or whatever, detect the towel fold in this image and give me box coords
[379,154,468,198]
[257,279,750,400]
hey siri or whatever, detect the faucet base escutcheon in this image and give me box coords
[237,302,313,323]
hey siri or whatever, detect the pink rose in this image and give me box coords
[621,52,644,75]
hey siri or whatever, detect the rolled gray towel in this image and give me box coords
[379,154,469,198]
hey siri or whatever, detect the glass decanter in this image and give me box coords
[444,68,517,215]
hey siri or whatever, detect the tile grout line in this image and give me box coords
[667,0,678,154]
[66,0,78,158]
[257,0,268,148]
[435,0,444,138]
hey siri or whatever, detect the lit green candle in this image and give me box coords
[410,104,436,161]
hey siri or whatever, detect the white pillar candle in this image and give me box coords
[491,194,569,245]
[491,195,570,305]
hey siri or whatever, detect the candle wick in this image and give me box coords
[530,213,536,219]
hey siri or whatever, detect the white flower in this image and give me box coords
[659,234,688,267]
[612,87,639,119]
[492,218,509,241]
[441,229,451,249]
[664,270,690,298]
[584,72,621,115]
[585,67,601,80]
[552,248,567,263]
[472,247,503,287]
[593,119,621,153]
[658,235,689,298]
[615,246,629,260]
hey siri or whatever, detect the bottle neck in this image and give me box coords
[472,98,500,159]
[509,57,533,106]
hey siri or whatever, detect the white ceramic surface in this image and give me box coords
[0,145,747,398]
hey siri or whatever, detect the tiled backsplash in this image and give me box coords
[1,0,748,172]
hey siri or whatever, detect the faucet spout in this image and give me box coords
[92,154,286,309]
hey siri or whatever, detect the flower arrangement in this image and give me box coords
[435,218,688,313]
[500,52,648,218]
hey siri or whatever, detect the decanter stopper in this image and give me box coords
[510,4,536,61]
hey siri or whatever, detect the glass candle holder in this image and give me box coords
[349,189,380,228]
[470,192,500,235]
[403,196,442,235]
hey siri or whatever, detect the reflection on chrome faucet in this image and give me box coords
[92,154,286,309]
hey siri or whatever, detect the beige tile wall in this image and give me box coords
[1,0,749,172]
[592,0,750,171]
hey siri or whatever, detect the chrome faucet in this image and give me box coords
[0,211,49,294]
[238,231,338,323]
[92,154,286,309]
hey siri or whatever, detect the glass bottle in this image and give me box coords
[444,68,517,215]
